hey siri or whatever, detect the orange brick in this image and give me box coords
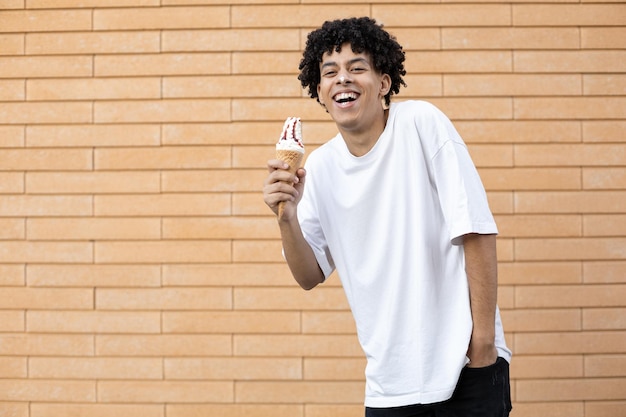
[27,217,160,240]
[233,240,285,263]
[163,311,300,334]
[26,31,160,55]
[583,308,626,330]
[95,193,230,216]
[304,358,365,380]
[374,4,511,26]
[233,192,271,216]
[95,52,231,76]
[495,214,581,238]
[95,99,231,123]
[235,287,349,310]
[163,217,278,239]
[28,0,160,7]
[31,404,164,417]
[406,51,512,73]
[302,311,356,334]
[0,218,25,239]
[165,357,302,380]
[166,404,302,417]
[510,355,583,379]
[0,195,92,216]
[164,75,301,99]
[517,284,626,308]
[584,168,626,190]
[428,98,512,120]
[487,191,513,214]
[0,56,92,78]
[0,287,92,309]
[0,79,24,100]
[27,264,161,287]
[0,357,28,376]
[514,51,626,73]
[585,401,626,417]
[0,265,25,286]
[516,144,626,167]
[306,405,363,417]
[584,261,626,284]
[235,381,363,404]
[96,240,231,263]
[513,4,626,26]
[503,308,581,332]
[583,121,626,143]
[232,5,369,28]
[29,357,162,379]
[455,120,581,144]
[27,77,161,100]
[96,146,231,170]
[0,148,92,171]
[515,331,626,355]
[442,28,579,50]
[402,74,443,97]
[26,124,161,147]
[232,52,300,74]
[481,167,580,191]
[0,380,95,402]
[0,403,27,417]
[582,28,626,49]
[498,261,582,285]
[96,334,232,357]
[0,126,24,147]
[445,74,580,97]
[0,311,24,332]
[98,380,233,403]
[94,6,230,30]
[162,29,300,52]
[0,241,92,263]
[27,311,161,333]
[584,74,626,96]
[385,28,440,50]
[232,98,325,121]
[584,214,626,237]
[163,122,281,146]
[26,171,160,194]
[0,9,91,32]
[517,378,626,402]
[0,334,93,356]
[511,402,583,417]
[515,191,626,214]
[234,334,362,357]
[515,97,626,120]
[0,102,92,124]
[516,238,626,261]
[162,169,265,192]
[96,287,232,310]
[0,34,24,55]
[233,145,275,168]
[162,263,294,287]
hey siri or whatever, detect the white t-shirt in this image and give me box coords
[297,100,511,408]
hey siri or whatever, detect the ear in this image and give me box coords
[380,73,391,97]
[317,83,324,105]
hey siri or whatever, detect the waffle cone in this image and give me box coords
[276,149,304,218]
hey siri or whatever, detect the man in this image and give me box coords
[263,17,512,416]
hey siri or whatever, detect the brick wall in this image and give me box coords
[0,1,624,416]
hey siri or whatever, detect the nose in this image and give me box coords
[337,71,351,84]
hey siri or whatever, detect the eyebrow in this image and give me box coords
[321,57,370,70]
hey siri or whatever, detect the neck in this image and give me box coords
[340,108,389,157]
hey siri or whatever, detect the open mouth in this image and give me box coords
[334,92,358,104]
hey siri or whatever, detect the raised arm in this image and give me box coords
[263,159,325,290]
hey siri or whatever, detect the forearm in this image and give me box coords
[464,233,498,364]
[279,216,325,290]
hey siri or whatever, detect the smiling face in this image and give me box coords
[317,44,391,144]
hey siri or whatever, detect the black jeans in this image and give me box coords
[365,357,512,417]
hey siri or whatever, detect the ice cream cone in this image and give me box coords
[276,149,304,218]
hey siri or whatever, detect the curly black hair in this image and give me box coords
[298,17,406,107]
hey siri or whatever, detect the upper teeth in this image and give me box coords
[335,92,357,101]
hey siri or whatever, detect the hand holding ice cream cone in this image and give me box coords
[275,117,305,219]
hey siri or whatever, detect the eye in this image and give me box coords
[322,70,337,77]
